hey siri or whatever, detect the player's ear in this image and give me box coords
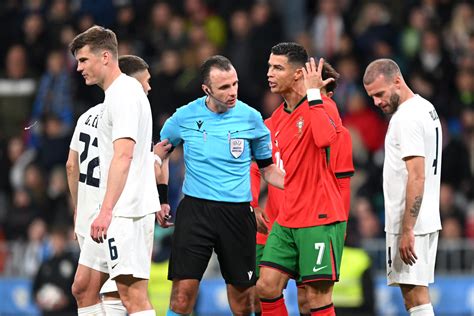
[294,67,304,81]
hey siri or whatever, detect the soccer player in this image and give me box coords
[156,55,285,316]
[68,26,158,316]
[363,59,442,316]
[66,54,162,315]
[256,42,346,316]
[251,58,354,316]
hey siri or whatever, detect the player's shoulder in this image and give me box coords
[77,103,103,124]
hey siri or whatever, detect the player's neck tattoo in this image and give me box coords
[410,195,423,217]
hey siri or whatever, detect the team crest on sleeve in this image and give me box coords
[230,138,244,158]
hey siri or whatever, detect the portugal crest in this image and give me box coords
[296,116,304,136]
[230,138,244,158]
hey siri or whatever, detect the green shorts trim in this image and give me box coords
[256,244,265,278]
[260,221,347,283]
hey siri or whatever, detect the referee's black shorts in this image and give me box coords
[168,195,257,286]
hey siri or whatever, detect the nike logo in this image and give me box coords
[275,131,280,137]
[112,263,118,269]
[388,271,392,277]
[312,265,327,273]
[247,271,253,280]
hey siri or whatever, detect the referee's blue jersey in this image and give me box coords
[161,96,272,203]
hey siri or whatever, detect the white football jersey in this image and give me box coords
[70,104,103,236]
[383,95,442,234]
[98,74,158,217]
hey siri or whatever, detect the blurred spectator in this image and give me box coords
[45,0,73,48]
[309,0,345,61]
[35,114,70,173]
[352,197,382,239]
[443,2,474,60]
[21,13,49,73]
[149,49,185,137]
[0,44,37,139]
[333,56,361,116]
[410,28,455,116]
[184,0,227,48]
[22,218,51,277]
[353,2,397,64]
[46,166,73,228]
[32,226,77,316]
[342,90,387,153]
[248,0,282,106]
[29,50,74,149]
[439,183,466,231]
[144,2,173,63]
[4,188,40,241]
[78,0,115,28]
[400,6,428,59]
[7,135,36,191]
[225,9,259,106]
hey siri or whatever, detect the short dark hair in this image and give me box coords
[200,55,233,86]
[363,58,401,85]
[271,42,308,67]
[322,60,340,93]
[118,55,149,76]
[69,25,118,59]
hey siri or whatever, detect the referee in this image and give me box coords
[157,55,285,316]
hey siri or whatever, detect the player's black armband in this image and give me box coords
[157,184,169,204]
[256,158,273,169]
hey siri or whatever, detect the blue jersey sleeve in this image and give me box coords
[160,111,182,146]
[250,112,272,160]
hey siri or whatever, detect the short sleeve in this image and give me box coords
[69,123,80,152]
[160,110,182,146]
[110,92,139,143]
[250,112,272,160]
[399,117,425,159]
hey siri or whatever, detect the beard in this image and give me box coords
[386,92,401,114]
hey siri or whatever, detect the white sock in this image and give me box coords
[130,310,156,316]
[78,303,105,315]
[409,303,434,315]
[102,299,127,315]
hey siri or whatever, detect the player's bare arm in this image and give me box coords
[91,137,135,243]
[156,157,173,228]
[260,164,284,189]
[400,156,425,266]
[66,149,80,230]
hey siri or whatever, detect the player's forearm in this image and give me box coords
[157,158,169,184]
[101,153,132,213]
[250,162,262,207]
[65,151,79,208]
[261,164,284,189]
[402,175,425,233]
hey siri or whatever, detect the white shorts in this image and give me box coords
[77,234,118,294]
[386,231,439,287]
[78,213,155,281]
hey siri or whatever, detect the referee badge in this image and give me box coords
[230,138,244,158]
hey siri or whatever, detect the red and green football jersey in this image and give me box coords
[250,117,284,245]
[322,96,354,217]
[272,97,345,228]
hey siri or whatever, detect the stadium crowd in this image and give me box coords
[0,0,472,313]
